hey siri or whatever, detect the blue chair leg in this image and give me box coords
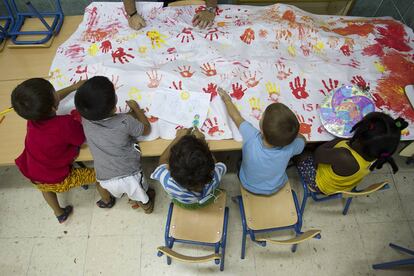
[389,243,414,255]
[291,244,298,253]
[372,258,414,269]
[219,207,229,271]
[238,196,247,259]
[342,197,353,215]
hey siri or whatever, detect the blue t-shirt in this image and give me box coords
[150,162,227,204]
[239,121,305,195]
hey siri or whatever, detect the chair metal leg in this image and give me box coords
[372,258,414,270]
[389,243,414,255]
[238,196,248,259]
[342,197,353,215]
[219,207,229,271]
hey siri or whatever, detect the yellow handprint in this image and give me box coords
[287,45,296,57]
[87,43,99,56]
[146,30,167,49]
[249,97,262,120]
[265,82,280,102]
[128,87,142,101]
[313,40,325,54]
[374,61,386,73]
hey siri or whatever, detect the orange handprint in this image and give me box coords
[296,114,313,140]
[146,70,162,88]
[240,28,255,44]
[241,70,262,88]
[175,65,194,78]
[200,63,217,77]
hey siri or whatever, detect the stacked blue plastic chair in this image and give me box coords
[8,0,64,45]
[0,0,14,47]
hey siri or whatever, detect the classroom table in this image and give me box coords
[0,16,242,166]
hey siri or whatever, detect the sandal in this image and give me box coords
[56,205,73,224]
[96,195,116,208]
[137,188,156,214]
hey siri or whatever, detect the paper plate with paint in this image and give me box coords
[319,85,375,138]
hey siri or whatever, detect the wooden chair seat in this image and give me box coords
[241,181,298,231]
[170,190,226,244]
[157,246,221,263]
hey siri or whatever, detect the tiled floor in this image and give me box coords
[0,152,413,276]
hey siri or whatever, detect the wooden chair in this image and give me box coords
[297,168,390,215]
[236,181,321,259]
[157,190,229,271]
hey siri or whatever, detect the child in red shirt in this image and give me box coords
[12,78,114,223]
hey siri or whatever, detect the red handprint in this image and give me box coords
[195,6,222,16]
[275,61,292,80]
[372,93,386,109]
[111,47,134,64]
[177,28,195,43]
[170,80,183,90]
[240,28,255,44]
[300,44,311,56]
[165,47,178,62]
[69,65,88,83]
[146,70,162,88]
[176,65,194,78]
[289,76,309,99]
[200,63,217,77]
[231,83,247,100]
[144,107,159,123]
[296,114,313,140]
[201,117,225,137]
[202,83,218,101]
[317,125,325,134]
[241,70,262,88]
[234,18,252,26]
[65,44,85,62]
[204,27,225,41]
[319,78,339,96]
[351,75,370,90]
[340,44,352,56]
[100,40,112,53]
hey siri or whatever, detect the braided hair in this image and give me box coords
[350,112,408,174]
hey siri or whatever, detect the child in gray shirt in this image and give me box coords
[75,76,155,213]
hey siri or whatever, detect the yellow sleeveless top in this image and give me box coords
[316,140,373,195]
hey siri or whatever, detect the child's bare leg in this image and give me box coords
[41,191,64,216]
[96,182,111,203]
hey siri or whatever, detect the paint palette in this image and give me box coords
[319,85,375,138]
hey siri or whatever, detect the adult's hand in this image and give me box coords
[128,14,146,30]
[192,10,215,29]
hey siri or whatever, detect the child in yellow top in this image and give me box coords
[296,112,407,195]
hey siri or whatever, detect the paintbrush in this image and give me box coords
[0,107,13,116]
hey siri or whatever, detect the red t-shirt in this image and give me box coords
[15,115,85,183]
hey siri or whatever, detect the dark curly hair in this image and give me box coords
[169,135,215,192]
[75,76,116,121]
[11,78,56,121]
[351,112,408,174]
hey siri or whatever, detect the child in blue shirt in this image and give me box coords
[218,88,305,195]
[151,128,226,209]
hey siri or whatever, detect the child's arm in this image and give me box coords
[218,88,245,128]
[158,128,191,165]
[56,80,86,102]
[314,139,359,175]
[126,100,151,136]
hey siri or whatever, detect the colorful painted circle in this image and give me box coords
[319,85,375,138]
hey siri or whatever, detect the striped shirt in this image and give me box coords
[150,163,227,204]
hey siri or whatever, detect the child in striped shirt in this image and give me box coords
[151,128,226,209]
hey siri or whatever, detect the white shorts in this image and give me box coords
[99,171,149,203]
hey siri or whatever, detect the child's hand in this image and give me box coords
[126,100,140,111]
[218,87,232,102]
[192,127,205,140]
[176,128,191,138]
